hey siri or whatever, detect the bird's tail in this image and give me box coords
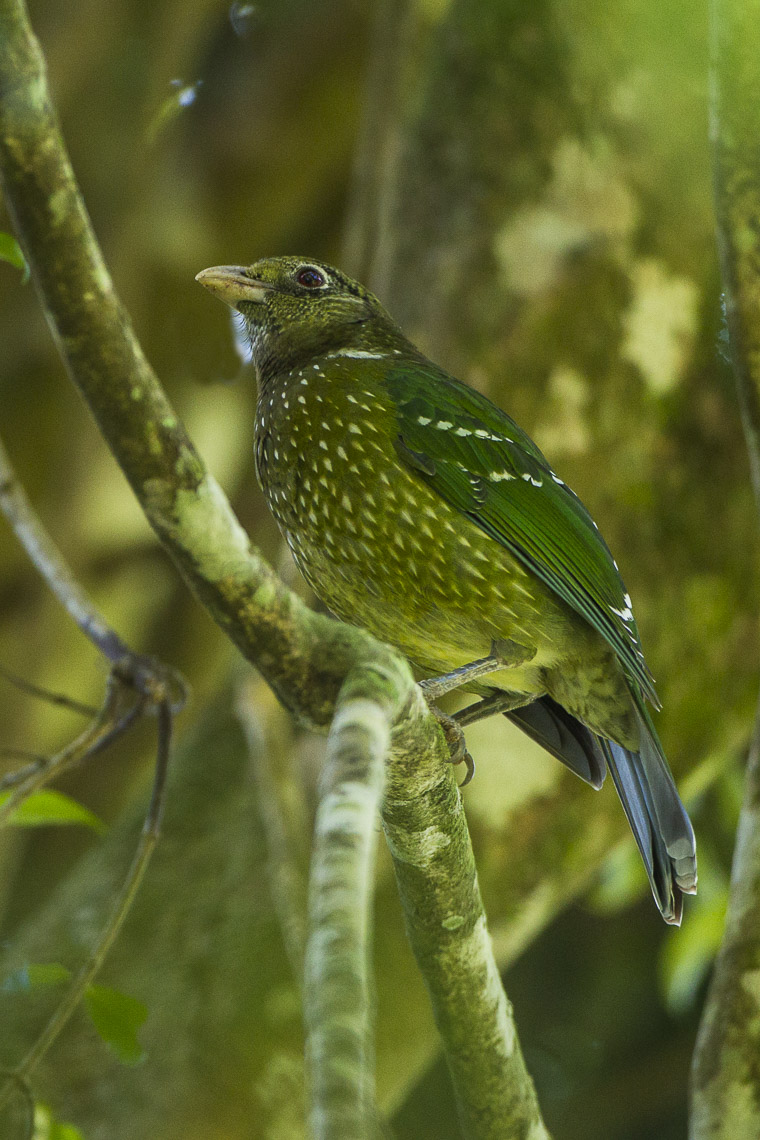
[600,710,697,925]
[505,697,697,925]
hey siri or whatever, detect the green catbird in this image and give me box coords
[197,256,697,925]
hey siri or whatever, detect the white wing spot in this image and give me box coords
[436,421,453,430]
[610,604,634,622]
[474,429,508,441]
[327,348,388,360]
[417,416,432,425]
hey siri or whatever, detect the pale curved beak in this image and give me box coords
[195,265,271,307]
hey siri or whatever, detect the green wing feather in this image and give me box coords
[384,362,658,706]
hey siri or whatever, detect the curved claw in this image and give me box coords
[458,749,475,787]
[429,705,476,786]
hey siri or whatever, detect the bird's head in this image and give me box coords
[196,256,405,380]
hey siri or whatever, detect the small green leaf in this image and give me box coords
[0,232,29,282]
[0,789,106,833]
[85,984,148,1065]
[33,1102,85,1140]
[3,961,72,993]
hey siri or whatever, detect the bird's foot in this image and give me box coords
[429,705,475,786]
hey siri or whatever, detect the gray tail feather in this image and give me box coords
[505,698,697,925]
[601,720,697,926]
[505,696,607,789]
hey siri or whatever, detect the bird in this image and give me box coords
[196,255,697,925]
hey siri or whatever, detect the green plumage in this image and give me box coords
[196,255,697,925]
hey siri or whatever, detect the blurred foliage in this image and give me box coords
[0,0,755,1138]
[1,790,106,833]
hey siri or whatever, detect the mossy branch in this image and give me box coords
[0,1,550,1136]
[304,673,393,1139]
[385,695,549,1140]
[0,0,381,731]
[690,2,760,1136]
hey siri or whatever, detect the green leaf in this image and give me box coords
[85,984,148,1065]
[0,232,29,281]
[3,961,72,993]
[33,1102,85,1140]
[0,789,106,833]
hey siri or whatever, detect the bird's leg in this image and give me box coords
[454,690,534,727]
[420,643,536,785]
[418,655,501,701]
[419,638,536,701]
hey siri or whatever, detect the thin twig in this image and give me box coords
[304,683,389,1140]
[0,663,98,717]
[0,672,141,825]
[0,696,173,1115]
[0,434,130,663]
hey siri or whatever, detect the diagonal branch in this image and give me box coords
[0,0,381,730]
[691,2,760,1137]
[0,433,130,663]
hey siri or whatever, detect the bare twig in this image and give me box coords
[690,2,760,1137]
[0,671,140,823]
[0,434,130,663]
[0,663,97,717]
[0,692,174,1118]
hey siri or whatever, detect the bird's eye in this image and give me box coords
[296,266,326,289]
